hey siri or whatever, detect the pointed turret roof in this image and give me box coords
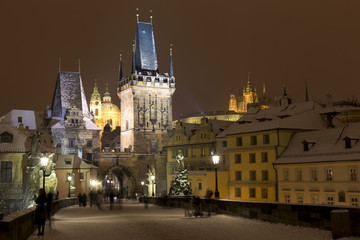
[118,54,123,82]
[103,83,111,103]
[305,81,310,102]
[135,20,158,72]
[169,45,174,78]
[91,79,101,102]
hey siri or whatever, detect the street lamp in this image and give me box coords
[151,175,155,197]
[67,174,72,197]
[212,155,220,199]
[40,156,49,189]
[141,181,145,196]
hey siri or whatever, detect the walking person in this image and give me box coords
[78,193,82,207]
[46,192,53,227]
[34,188,47,236]
[109,190,115,210]
[184,196,192,217]
[205,188,213,217]
[96,190,103,210]
[82,193,87,207]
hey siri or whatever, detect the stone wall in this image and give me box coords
[0,198,77,240]
[142,196,360,237]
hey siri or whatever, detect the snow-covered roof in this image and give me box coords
[55,154,97,169]
[217,101,338,138]
[0,123,30,152]
[276,122,360,164]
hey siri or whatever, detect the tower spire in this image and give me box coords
[169,44,174,78]
[305,81,310,102]
[150,10,153,24]
[283,85,287,96]
[118,53,123,82]
[78,59,81,73]
[263,82,266,96]
[131,41,136,75]
[58,57,61,73]
[136,8,139,23]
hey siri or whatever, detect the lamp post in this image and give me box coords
[67,175,72,197]
[212,155,220,199]
[40,156,49,189]
[141,181,145,196]
[151,175,155,197]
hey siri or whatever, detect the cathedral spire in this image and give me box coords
[305,81,310,102]
[169,44,174,78]
[131,42,136,75]
[136,8,139,23]
[78,59,81,73]
[283,85,287,96]
[263,83,266,96]
[118,54,123,82]
[150,10,153,24]
[58,57,61,73]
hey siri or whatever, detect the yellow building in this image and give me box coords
[275,122,360,206]
[89,81,120,138]
[165,118,232,197]
[54,154,98,199]
[217,101,333,201]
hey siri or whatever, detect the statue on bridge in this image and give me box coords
[169,150,192,196]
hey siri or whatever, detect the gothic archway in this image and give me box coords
[103,165,138,199]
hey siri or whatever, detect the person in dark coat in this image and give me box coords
[82,193,87,207]
[78,193,82,207]
[46,192,53,226]
[89,190,95,207]
[109,190,115,210]
[35,188,47,235]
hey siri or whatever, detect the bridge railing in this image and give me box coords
[0,198,77,240]
[140,196,360,238]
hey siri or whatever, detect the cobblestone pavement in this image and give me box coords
[27,201,336,240]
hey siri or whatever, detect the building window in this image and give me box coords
[249,153,256,163]
[235,154,241,164]
[223,141,227,148]
[0,132,13,143]
[1,161,12,182]
[296,193,304,203]
[311,194,319,204]
[250,136,257,145]
[325,168,333,181]
[350,196,359,206]
[18,116,22,123]
[338,191,345,202]
[69,139,75,148]
[79,173,84,182]
[250,171,256,181]
[249,188,256,198]
[349,168,357,181]
[303,141,309,151]
[235,188,241,197]
[151,141,157,154]
[198,182,202,190]
[86,153,92,161]
[263,134,270,144]
[95,109,98,116]
[326,195,334,205]
[284,193,290,203]
[191,148,195,157]
[183,148,188,157]
[236,137,242,147]
[235,171,242,181]
[201,146,206,156]
[261,152,268,162]
[344,137,352,148]
[261,188,268,199]
[262,170,268,181]
[310,169,318,181]
[87,140,92,148]
[296,169,302,181]
[283,169,289,181]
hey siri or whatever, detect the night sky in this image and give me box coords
[1,0,360,119]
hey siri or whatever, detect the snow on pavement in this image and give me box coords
[27,202,359,240]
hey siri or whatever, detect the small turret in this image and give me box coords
[169,44,174,78]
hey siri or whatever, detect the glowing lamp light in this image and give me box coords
[212,155,220,165]
[141,181,145,186]
[151,175,155,181]
[40,156,48,168]
[67,175,72,182]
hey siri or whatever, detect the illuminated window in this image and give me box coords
[261,152,268,162]
[235,154,241,164]
[249,153,256,163]
[325,168,333,181]
[251,136,257,145]
[235,171,242,181]
[79,173,84,182]
[250,171,256,181]
[1,161,12,182]
[338,191,345,202]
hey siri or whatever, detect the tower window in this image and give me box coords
[251,136,257,145]
[18,117,22,123]
[95,109,98,116]
[1,161,12,182]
